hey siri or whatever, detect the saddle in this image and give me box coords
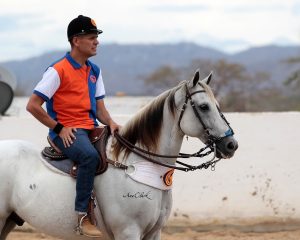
[42,126,111,178]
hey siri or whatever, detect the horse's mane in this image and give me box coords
[112,83,184,160]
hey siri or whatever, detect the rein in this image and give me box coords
[114,132,220,172]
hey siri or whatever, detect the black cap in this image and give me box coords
[67,15,103,40]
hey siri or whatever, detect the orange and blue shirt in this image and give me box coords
[33,52,105,140]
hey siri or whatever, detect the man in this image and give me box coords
[26,15,119,237]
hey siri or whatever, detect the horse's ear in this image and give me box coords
[202,71,213,85]
[191,69,200,87]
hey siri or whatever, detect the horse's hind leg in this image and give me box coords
[0,219,5,238]
[0,217,16,240]
[0,212,23,240]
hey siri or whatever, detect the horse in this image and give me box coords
[0,70,238,240]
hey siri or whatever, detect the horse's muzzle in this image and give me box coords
[215,136,238,159]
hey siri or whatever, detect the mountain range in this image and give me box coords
[1,42,299,96]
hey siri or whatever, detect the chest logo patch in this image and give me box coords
[90,75,97,83]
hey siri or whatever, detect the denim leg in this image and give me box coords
[53,129,100,212]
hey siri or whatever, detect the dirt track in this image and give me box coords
[7,229,300,240]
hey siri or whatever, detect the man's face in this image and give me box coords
[73,33,99,57]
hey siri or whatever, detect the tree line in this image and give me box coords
[144,59,300,112]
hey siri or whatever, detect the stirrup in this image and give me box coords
[75,213,88,235]
[75,213,101,238]
[74,224,82,235]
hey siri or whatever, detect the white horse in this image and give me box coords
[0,71,238,240]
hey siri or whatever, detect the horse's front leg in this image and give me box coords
[143,231,161,240]
[113,225,143,240]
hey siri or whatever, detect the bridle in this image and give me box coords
[114,81,234,172]
[178,82,234,145]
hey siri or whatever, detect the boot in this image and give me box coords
[77,213,102,238]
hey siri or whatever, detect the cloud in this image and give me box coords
[0,11,68,62]
[147,3,209,12]
[222,3,290,13]
[0,0,299,61]
[292,2,300,15]
[0,15,20,31]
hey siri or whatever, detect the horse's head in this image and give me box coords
[176,70,238,159]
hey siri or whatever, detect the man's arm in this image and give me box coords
[96,99,119,134]
[26,94,76,147]
[26,94,57,129]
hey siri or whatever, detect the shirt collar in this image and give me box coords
[65,52,91,69]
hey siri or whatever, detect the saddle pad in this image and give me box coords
[125,160,174,190]
[42,157,74,175]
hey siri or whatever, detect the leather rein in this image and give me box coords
[114,82,234,172]
[114,132,217,172]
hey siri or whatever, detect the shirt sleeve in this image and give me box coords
[33,67,60,101]
[95,70,106,100]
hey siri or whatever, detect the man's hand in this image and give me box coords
[59,127,77,148]
[109,120,120,136]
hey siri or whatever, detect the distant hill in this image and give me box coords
[1,43,299,96]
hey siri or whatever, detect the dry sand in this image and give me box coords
[2,97,300,239]
[7,228,300,240]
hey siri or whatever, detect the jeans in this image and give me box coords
[53,129,99,212]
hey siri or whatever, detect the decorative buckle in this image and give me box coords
[114,161,122,168]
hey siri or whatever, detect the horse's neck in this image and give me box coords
[156,104,184,164]
[109,101,184,165]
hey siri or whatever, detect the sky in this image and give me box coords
[0,0,300,62]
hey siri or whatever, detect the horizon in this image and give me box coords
[1,41,300,64]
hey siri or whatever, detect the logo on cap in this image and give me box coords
[91,19,97,27]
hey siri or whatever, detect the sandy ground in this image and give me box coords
[2,97,300,239]
[7,228,300,240]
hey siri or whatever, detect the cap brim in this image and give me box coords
[89,29,103,35]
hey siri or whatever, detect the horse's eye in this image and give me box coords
[199,104,209,112]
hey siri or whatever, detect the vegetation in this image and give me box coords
[282,56,300,111]
[285,57,300,87]
[145,59,300,112]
